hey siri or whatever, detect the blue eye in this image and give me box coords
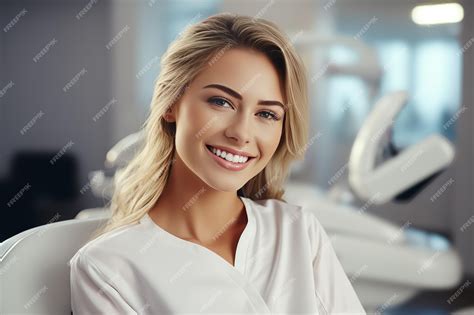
[257,111,280,121]
[207,97,281,121]
[208,97,232,108]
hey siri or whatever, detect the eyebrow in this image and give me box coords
[203,84,287,111]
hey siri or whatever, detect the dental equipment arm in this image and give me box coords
[104,132,145,168]
[89,132,145,199]
[348,91,455,205]
[294,34,383,97]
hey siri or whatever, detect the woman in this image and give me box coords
[70,13,366,314]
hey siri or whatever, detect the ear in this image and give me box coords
[164,106,176,123]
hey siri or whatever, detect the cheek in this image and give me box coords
[261,124,283,149]
[178,101,215,138]
[254,124,283,165]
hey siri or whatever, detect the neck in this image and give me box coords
[149,154,246,244]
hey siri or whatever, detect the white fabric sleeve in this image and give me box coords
[69,252,137,315]
[308,212,367,315]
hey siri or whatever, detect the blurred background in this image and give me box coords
[1,0,473,313]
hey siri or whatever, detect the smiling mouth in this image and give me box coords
[205,145,256,163]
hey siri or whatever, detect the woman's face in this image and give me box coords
[167,47,285,192]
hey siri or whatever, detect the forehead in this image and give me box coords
[191,48,285,103]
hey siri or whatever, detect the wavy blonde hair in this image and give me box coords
[89,13,309,240]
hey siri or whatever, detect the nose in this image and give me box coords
[224,111,252,145]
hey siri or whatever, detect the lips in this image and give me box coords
[206,144,256,158]
[205,144,255,171]
[206,145,255,160]
[206,145,254,161]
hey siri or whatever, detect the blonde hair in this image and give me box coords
[89,13,309,240]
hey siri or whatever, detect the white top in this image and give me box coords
[69,196,366,314]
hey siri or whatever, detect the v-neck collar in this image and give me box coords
[141,195,255,276]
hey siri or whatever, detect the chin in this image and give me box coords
[200,175,244,193]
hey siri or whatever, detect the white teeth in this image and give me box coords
[209,146,249,164]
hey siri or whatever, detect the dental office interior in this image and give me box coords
[1,0,473,314]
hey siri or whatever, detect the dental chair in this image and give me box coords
[284,182,462,311]
[284,91,462,311]
[0,217,106,314]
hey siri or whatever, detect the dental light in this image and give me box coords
[411,3,464,25]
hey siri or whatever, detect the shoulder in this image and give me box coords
[246,196,318,226]
[245,197,326,254]
[246,197,302,217]
[69,219,150,270]
[245,196,322,237]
